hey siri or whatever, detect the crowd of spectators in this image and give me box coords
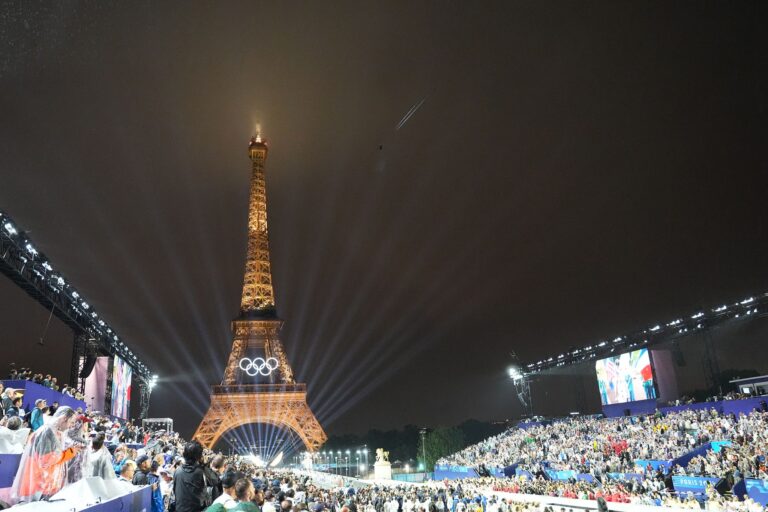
[438,407,768,480]
[682,412,768,480]
[4,363,85,400]
[3,364,768,512]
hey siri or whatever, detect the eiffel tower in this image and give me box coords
[193,134,327,452]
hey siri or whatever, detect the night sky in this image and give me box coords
[1,1,767,439]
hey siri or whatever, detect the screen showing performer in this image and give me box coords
[595,348,656,405]
[110,356,132,419]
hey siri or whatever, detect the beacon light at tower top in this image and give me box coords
[523,290,768,376]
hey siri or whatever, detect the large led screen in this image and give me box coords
[595,348,656,405]
[110,355,132,419]
[83,356,109,412]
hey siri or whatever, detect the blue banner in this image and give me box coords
[635,459,670,473]
[671,443,712,470]
[711,441,732,453]
[606,472,644,482]
[672,475,719,495]
[746,479,768,506]
[434,465,478,480]
[545,469,577,481]
[577,473,596,483]
[515,468,534,480]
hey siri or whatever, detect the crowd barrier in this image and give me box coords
[491,489,692,512]
[658,397,766,417]
[602,396,767,419]
[603,399,658,418]
[517,421,550,431]
[0,453,21,488]
[0,469,150,511]
[8,477,152,512]
[2,379,87,412]
[433,464,507,480]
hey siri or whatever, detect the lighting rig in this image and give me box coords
[508,351,533,417]
[523,292,768,376]
[0,210,156,416]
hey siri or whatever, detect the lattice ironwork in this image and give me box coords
[194,135,325,452]
[193,386,326,451]
[240,136,276,315]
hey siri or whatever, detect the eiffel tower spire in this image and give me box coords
[241,133,276,316]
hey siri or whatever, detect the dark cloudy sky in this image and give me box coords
[1,1,767,439]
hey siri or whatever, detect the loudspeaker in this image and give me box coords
[79,354,98,378]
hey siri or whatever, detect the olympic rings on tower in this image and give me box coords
[238,357,279,377]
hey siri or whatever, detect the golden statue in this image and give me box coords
[375,448,389,463]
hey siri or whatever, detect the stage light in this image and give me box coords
[3,222,17,235]
[741,297,754,304]
[714,305,727,312]
[71,291,79,299]
[25,243,37,256]
[81,301,90,310]
[42,262,52,271]
[649,325,661,332]
[508,366,524,382]
[691,312,704,319]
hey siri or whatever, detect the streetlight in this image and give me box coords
[419,428,428,475]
